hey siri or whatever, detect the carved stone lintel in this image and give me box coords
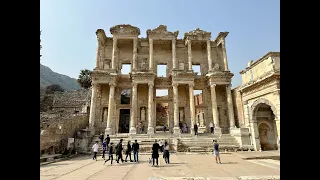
[146,25,179,39]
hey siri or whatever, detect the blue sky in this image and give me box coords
[40,0,279,92]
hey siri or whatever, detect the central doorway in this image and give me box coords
[119,109,130,133]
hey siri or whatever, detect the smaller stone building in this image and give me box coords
[232,52,280,151]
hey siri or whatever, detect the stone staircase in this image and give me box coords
[177,134,241,153]
[87,133,240,154]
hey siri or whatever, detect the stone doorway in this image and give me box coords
[119,109,130,133]
[156,102,169,132]
[255,104,278,150]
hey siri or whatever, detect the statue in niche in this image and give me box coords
[213,63,220,71]
[180,110,184,122]
[179,62,185,70]
[103,108,108,122]
[141,108,146,122]
[140,58,148,70]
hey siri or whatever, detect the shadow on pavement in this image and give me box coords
[219,162,239,164]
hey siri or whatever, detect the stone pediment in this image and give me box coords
[146,25,179,39]
[110,24,140,36]
[184,28,211,40]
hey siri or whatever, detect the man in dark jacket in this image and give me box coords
[104,142,114,165]
[116,139,124,163]
[132,140,140,162]
[194,123,198,136]
[152,139,160,166]
[99,133,104,143]
[105,134,110,149]
[125,140,133,162]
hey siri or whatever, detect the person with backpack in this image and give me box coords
[102,140,107,159]
[132,140,140,162]
[125,140,133,162]
[115,139,124,163]
[104,142,114,165]
[213,140,221,164]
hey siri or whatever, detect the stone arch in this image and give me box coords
[251,98,277,121]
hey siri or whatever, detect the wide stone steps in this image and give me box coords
[87,134,240,153]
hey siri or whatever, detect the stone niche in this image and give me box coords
[103,59,111,70]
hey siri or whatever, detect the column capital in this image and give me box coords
[109,83,116,87]
[172,39,176,43]
[113,37,118,42]
[148,83,154,88]
[188,83,194,88]
[172,83,178,88]
[210,82,217,87]
[132,82,138,88]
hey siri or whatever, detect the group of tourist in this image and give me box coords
[92,134,222,166]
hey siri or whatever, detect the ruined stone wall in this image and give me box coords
[231,86,245,128]
[40,113,89,155]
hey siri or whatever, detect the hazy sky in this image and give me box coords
[40,0,279,92]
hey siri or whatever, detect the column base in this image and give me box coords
[104,127,112,135]
[129,127,137,134]
[214,127,222,134]
[147,127,155,135]
[173,127,181,134]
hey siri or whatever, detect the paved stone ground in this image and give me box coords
[40,153,280,180]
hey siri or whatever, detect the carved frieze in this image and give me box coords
[241,76,278,96]
[146,25,179,39]
[184,28,211,41]
[110,24,140,36]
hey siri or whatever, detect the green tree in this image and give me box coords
[46,84,64,94]
[77,69,92,89]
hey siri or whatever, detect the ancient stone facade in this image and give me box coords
[232,52,280,151]
[90,24,235,136]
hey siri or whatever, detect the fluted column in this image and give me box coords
[149,39,153,70]
[147,83,154,134]
[226,84,235,128]
[210,83,222,134]
[133,37,138,70]
[187,40,192,70]
[111,38,117,69]
[95,47,99,68]
[172,39,177,69]
[89,84,100,135]
[130,83,138,134]
[105,84,115,135]
[173,83,180,134]
[221,41,229,71]
[207,40,212,71]
[189,84,195,134]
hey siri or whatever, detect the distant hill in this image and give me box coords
[40,64,81,91]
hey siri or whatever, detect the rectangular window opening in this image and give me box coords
[194,90,203,105]
[121,64,131,74]
[157,64,167,77]
[156,89,168,98]
[192,65,201,75]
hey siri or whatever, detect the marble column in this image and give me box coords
[133,37,138,70]
[149,39,153,70]
[226,84,235,128]
[207,40,212,71]
[89,84,100,135]
[221,41,229,71]
[95,47,99,68]
[172,39,177,69]
[210,83,222,134]
[130,83,138,134]
[105,84,115,135]
[187,40,192,70]
[189,84,195,134]
[111,38,117,69]
[173,83,180,134]
[147,83,154,134]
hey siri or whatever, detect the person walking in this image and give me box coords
[209,122,215,134]
[194,123,198,136]
[116,139,124,163]
[152,140,160,166]
[125,141,133,162]
[105,134,110,149]
[132,140,140,162]
[104,142,114,165]
[213,140,221,164]
[92,141,99,161]
[163,141,170,164]
[102,141,107,159]
[99,133,104,144]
